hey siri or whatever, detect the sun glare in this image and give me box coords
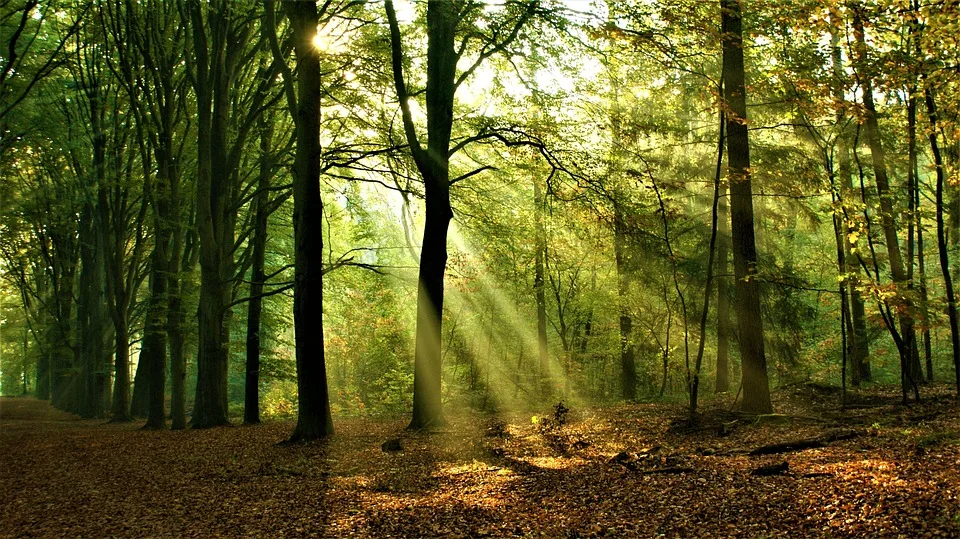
[446,222,588,412]
[312,30,334,53]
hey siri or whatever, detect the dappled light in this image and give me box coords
[3,0,960,535]
[3,385,959,536]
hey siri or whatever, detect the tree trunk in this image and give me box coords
[168,249,188,430]
[286,0,334,440]
[905,82,924,384]
[614,204,637,401]
[906,4,933,383]
[721,0,771,414]
[851,6,919,399]
[831,21,870,384]
[142,257,168,430]
[105,204,136,422]
[715,181,731,393]
[925,87,960,398]
[190,0,234,428]
[244,110,273,426]
[50,259,77,411]
[386,0,457,429]
[534,177,549,399]
[691,110,724,414]
[78,201,107,418]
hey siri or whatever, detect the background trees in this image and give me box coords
[2,0,959,424]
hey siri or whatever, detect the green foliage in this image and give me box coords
[261,380,298,420]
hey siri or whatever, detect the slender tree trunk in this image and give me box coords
[906,83,924,384]
[906,1,934,383]
[168,268,186,429]
[852,6,919,400]
[917,202,933,382]
[925,87,960,398]
[130,237,152,419]
[244,112,273,425]
[614,204,637,401]
[287,0,333,440]
[50,260,77,411]
[831,22,870,384]
[533,177,549,399]
[144,136,175,429]
[691,108,724,414]
[721,0,771,414]
[715,181,731,393]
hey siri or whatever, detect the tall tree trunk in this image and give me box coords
[386,0,457,429]
[925,87,960,398]
[917,195,933,382]
[50,258,77,411]
[613,204,637,401]
[78,202,107,419]
[906,1,933,382]
[168,229,192,431]
[691,106,724,414]
[286,0,333,440]
[244,111,273,425]
[144,139,174,429]
[715,177,731,393]
[905,80,924,384]
[851,6,919,400]
[831,21,870,384]
[190,0,233,428]
[130,352,149,417]
[721,0,771,414]
[142,254,168,429]
[533,177,549,399]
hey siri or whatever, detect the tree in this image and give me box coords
[282,0,334,440]
[850,3,919,401]
[186,0,277,428]
[720,0,771,414]
[386,0,539,428]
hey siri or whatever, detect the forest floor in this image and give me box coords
[1,384,958,538]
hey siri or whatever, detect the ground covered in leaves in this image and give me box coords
[1,384,958,538]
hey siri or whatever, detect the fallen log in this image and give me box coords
[748,439,825,456]
[748,429,865,456]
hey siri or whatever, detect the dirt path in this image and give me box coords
[1,390,958,537]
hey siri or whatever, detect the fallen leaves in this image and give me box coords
[1,383,958,537]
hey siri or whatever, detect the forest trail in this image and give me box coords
[1,388,958,538]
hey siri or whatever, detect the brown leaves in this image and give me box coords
[1,386,959,537]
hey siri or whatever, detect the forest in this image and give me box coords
[1,0,959,536]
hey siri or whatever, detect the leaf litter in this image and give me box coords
[1,384,958,537]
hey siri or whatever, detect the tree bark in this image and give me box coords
[614,204,637,401]
[244,103,274,426]
[534,177,549,399]
[720,0,772,414]
[715,173,731,393]
[925,87,960,398]
[78,201,107,419]
[189,0,236,428]
[142,253,168,429]
[851,5,919,399]
[386,0,457,429]
[286,0,334,440]
[830,21,870,384]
